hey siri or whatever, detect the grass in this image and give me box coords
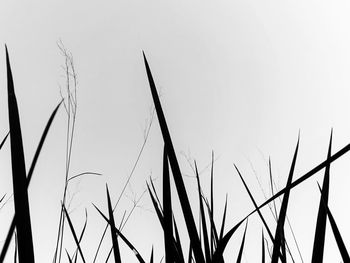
[1,47,350,262]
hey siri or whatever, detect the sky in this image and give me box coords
[0,0,350,262]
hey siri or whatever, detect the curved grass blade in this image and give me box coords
[271,137,299,263]
[26,100,63,185]
[67,172,102,183]
[212,217,245,263]
[0,100,62,262]
[6,46,35,263]
[236,219,248,263]
[93,204,146,263]
[311,131,332,263]
[143,52,204,263]
[106,185,122,263]
[62,204,86,263]
[317,184,350,262]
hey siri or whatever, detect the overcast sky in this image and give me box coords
[1,0,350,262]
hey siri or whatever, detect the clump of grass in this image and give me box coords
[1,47,350,263]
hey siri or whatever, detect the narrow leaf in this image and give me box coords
[0,100,62,262]
[0,132,9,150]
[187,243,192,263]
[163,145,174,263]
[6,46,35,263]
[149,246,154,263]
[65,249,73,263]
[249,140,350,218]
[262,230,265,263]
[317,184,350,262]
[236,219,248,263]
[311,130,332,263]
[210,151,215,255]
[271,137,299,263]
[143,53,204,263]
[62,204,86,263]
[73,209,88,263]
[93,204,146,263]
[147,182,164,227]
[235,165,274,242]
[195,162,210,262]
[173,220,185,263]
[219,195,228,241]
[212,217,245,263]
[106,185,122,263]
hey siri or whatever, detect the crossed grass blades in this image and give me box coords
[1,47,350,262]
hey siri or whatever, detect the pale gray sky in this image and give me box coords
[1,0,350,262]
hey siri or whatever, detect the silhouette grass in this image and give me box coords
[1,49,350,262]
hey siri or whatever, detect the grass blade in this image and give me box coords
[271,136,299,263]
[143,52,204,263]
[147,182,164,226]
[210,151,215,255]
[203,197,219,250]
[212,217,245,263]
[219,195,228,241]
[0,100,62,262]
[236,220,248,263]
[249,140,350,218]
[163,145,174,263]
[65,249,73,263]
[311,131,332,263]
[268,158,278,221]
[0,132,9,150]
[317,184,350,262]
[173,220,185,263]
[262,230,265,263]
[148,181,184,263]
[187,242,192,263]
[62,204,86,263]
[6,46,35,263]
[0,194,6,205]
[235,165,274,242]
[26,100,63,186]
[93,204,146,263]
[194,162,211,262]
[14,231,17,263]
[106,185,122,263]
[149,246,154,263]
[73,209,88,263]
